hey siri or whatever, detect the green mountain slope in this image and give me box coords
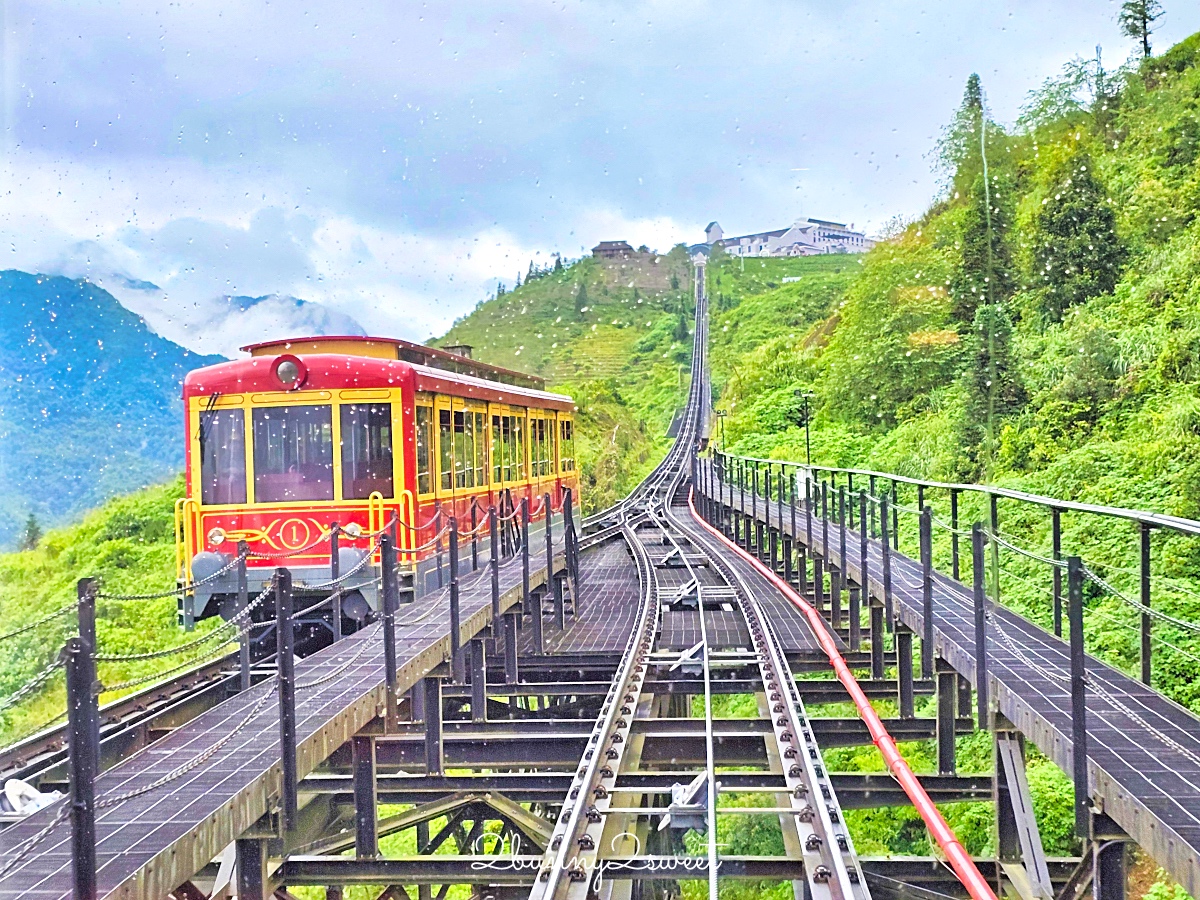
[0,272,224,548]
[438,247,695,510]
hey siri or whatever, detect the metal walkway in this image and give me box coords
[0,541,568,900]
[708,469,1200,896]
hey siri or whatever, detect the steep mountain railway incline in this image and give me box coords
[6,255,1196,900]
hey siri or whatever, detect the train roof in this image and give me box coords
[239,335,544,390]
[184,353,575,412]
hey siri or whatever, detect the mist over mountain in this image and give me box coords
[0,271,225,547]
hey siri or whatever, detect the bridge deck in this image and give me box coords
[518,539,642,655]
[0,539,567,900]
[709,470,1200,896]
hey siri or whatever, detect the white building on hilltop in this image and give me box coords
[704,218,874,257]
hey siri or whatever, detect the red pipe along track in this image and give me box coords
[686,489,999,900]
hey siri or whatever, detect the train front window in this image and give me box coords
[252,405,334,502]
[198,408,247,505]
[341,404,393,499]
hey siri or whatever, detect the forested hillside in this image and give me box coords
[438,247,695,510]
[0,272,224,549]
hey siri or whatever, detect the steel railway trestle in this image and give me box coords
[14,255,1200,900]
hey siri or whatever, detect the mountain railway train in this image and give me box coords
[175,335,579,635]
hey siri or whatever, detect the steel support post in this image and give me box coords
[972,524,988,729]
[1052,508,1063,637]
[995,731,1054,900]
[554,574,566,629]
[990,494,1001,606]
[504,611,520,683]
[435,503,445,589]
[235,839,268,900]
[880,494,893,628]
[951,489,961,581]
[838,484,848,619]
[777,470,784,551]
[869,474,877,538]
[489,505,502,654]
[870,601,885,680]
[237,541,251,691]
[531,585,545,655]
[521,500,533,646]
[471,501,479,572]
[805,474,813,554]
[920,506,933,678]
[423,676,443,776]
[756,520,765,562]
[65,637,97,900]
[1140,522,1152,687]
[1068,556,1089,838]
[544,492,554,602]
[813,553,825,611]
[769,527,779,573]
[896,627,915,718]
[857,490,869,652]
[891,481,900,550]
[330,523,342,642]
[565,488,579,592]
[275,567,298,832]
[470,638,487,723]
[352,736,377,858]
[821,479,830,568]
[1095,841,1128,900]
[936,661,957,775]
[449,517,464,683]
[752,463,758,521]
[381,535,399,730]
[789,474,798,583]
[76,578,100,766]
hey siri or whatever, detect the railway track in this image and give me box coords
[532,286,869,899]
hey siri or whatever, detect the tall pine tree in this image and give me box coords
[1118,0,1163,58]
[950,171,1014,325]
[1032,152,1124,320]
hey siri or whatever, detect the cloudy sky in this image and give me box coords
[0,0,1191,354]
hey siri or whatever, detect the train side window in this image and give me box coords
[492,414,503,483]
[199,407,247,505]
[416,406,433,495]
[560,419,575,472]
[341,403,393,500]
[252,405,334,502]
[513,414,526,480]
[453,410,474,489]
[534,417,549,477]
[474,411,488,487]
[438,408,453,492]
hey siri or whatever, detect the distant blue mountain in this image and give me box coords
[0,271,225,548]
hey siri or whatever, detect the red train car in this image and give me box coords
[175,336,578,630]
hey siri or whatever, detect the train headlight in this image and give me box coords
[343,522,363,538]
[273,354,307,390]
[207,527,227,546]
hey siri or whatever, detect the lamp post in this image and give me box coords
[715,409,728,450]
[794,390,815,466]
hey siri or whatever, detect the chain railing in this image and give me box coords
[0,487,582,895]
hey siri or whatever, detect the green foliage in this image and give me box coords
[0,477,228,747]
[950,171,1015,324]
[1031,151,1125,320]
[709,32,1200,893]
[1119,0,1164,57]
[0,271,224,549]
[437,248,695,513]
[17,514,41,551]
